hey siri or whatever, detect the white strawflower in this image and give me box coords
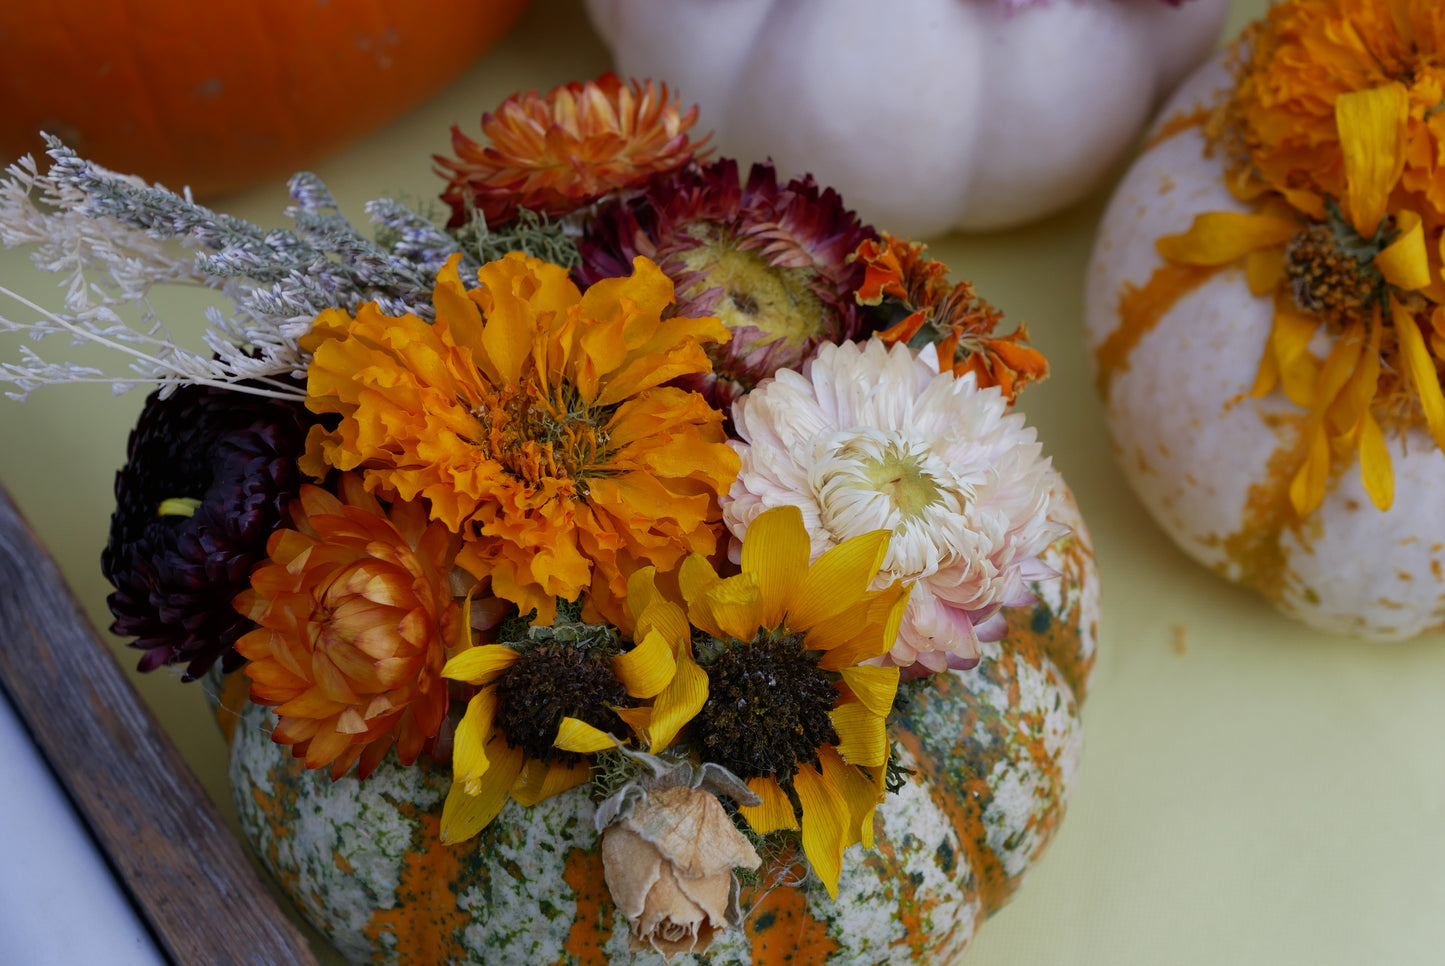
[724,337,1067,674]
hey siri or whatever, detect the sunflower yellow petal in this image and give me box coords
[452,688,499,788]
[831,702,889,768]
[787,529,891,632]
[839,665,901,719]
[648,640,708,753]
[1357,409,1394,511]
[738,505,812,627]
[439,740,523,844]
[512,758,591,807]
[1336,83,1408,238]
[738,777,799,836]
[612,628,677,699]
[614,705,653,741]
[794,762,849,899]
[1376,209,1431,291]
[443,644,521,685]
[694,573,764,642]
[1155,212,1299,266]
[1393,300,1445,453]
[553,716,620,754]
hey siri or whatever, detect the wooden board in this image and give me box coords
[0,481,319,966]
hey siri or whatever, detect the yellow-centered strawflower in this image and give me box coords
[1157,0,1445,517]
[299,252,740,628]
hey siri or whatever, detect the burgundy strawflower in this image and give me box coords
[576,159,882,415]
[101,384,314,681]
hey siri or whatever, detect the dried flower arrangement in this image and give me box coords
[1,75,1096,964]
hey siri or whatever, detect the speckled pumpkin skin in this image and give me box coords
[222,486,1097,966]
[1084,56,1445,641]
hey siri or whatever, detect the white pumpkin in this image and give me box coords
[582,0,1230,236]
[1083,55,1445,640]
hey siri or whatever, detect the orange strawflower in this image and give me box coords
[234,474,466,780]
[853,234,1048,402]
[1158,0,1445,517]
[299,252,739,628]
[436,74,709,227]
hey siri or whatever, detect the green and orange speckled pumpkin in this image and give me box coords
[218,484,1097,966]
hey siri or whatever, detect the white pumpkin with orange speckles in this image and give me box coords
[1084,56,1445,640]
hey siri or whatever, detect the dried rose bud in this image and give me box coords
[600,784,760,960]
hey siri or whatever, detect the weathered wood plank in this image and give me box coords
[0,482,319,966]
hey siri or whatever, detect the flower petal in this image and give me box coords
[452,688,498,790]
[1357,409,1393,511]
[838,665,901,719]
[794,762,849,899]
[612,628,677,699]
[1155,212,1299,266]
[439,739,523,844]
[739,505,811,628]
[1394,299,1445,454]
[554,716,620,754]
[830,702,889,768]
[512,758,591,807]
[647,639,708,753]
[1375,210,1431,291]
[738,777,798,836]
[786,529,890,632]
[443,644,521,686]
[1336,83,1408,238]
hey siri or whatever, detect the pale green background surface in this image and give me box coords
[3,1,1444,963]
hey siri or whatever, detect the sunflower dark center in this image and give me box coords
[694,632,839,783]
[493,643,628,764]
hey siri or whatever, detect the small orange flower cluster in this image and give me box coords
[854,235,1048,401]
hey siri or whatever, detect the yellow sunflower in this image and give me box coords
[437,617,677,843]
[1158,0,1445,517]
[299,252,739,628]
[636,505,910,900]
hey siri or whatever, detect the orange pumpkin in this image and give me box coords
[0,0,532,198]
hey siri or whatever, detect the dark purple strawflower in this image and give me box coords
[577,158,881,417]
[101,383,314,681]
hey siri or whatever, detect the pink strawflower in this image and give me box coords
[723,338,1066,675]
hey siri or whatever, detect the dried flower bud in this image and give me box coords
[600,784,761,960]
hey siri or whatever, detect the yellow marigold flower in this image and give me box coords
[1158,0,1445,518]
[637,505,910,900]
[300,252,739,627]
[234,474,466,781]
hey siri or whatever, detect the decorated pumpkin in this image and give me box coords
[0,0,532,197]
[219,488,1097,966]
[4,72,1098,966]
[582,0,1231,236]
[1083,0,1445,639]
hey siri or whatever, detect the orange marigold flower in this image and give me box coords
[435,73,709,228]
[233,474,466,781]
[299,252,739,628]
[1228,0,1445,232]
[853,235,1048,401]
